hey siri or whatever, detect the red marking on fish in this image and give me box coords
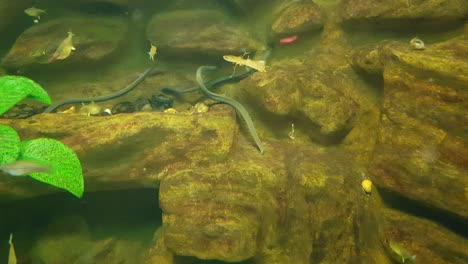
[47,53,59,63]
[279,35,298,44]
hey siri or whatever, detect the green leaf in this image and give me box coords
[0,75,51,115]
[19,138,84,198]
[0,125,21,165]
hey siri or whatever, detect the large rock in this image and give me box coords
[1,15,128,69]
[340,0,468,27]
[146,9,264,58]
[353,38,468,219]
[257,64,357,135]
[379,208,468,264]
[159,152,284,262]
[271,0,323,37]
[0,107,238,200]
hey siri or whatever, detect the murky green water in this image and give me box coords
[0,0,467,263]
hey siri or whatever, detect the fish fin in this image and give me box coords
[48,53,59,62]
[71,46,76,50]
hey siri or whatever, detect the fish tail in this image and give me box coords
[48,53,59,63]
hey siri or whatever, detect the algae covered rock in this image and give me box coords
[380,208,468,264]
[364,38,468,220]
[1,15,128,69]
[146,9,264,58]
[340,0,468,27]
[271,0,323,37]
[242,62,358,138]
[351,43,386,74]
[159,151,285,262]
[0,108,238,200]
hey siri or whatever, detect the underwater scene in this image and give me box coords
[0,0,467,263]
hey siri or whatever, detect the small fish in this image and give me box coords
[279,35,298,44]
[148,43,157,61]
[48,31,76,63]
[223,55,266,72]
[288,123,295,139]
[79,102,101,116]
[8,233,17,264]
[31,49,47,58]
[389,241,417,263]
[24,7,47,18]
[410,37,425,50]
[0,160,51,176]
[58,105,76,114]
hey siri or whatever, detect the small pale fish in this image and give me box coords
[288,123,295,139]
[389,241,417,263]
[31,49,47,58]
[48,31,76,62]
[8,233,17,264]
[410,37,425,50]
[148,43,157,61]
[0,160,51,176]
[79,102,101,116]
[58,105,76,114]
[24,7,47,18]
[223,55,266,72]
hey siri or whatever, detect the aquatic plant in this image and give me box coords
[0,75,84,197]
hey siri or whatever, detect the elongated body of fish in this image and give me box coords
[0,160,51,176]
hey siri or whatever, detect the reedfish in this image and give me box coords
[48,31,76,62]
[24,7,47,17]
[24,7,47,23]
[148,43,157,61]
[389,241,417,263]
[0,160,51,176]
[8,233,17,264]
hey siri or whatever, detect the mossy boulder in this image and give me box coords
[379,208,468,264]
[359,38,468,219]
[240,61,358,139]
[146,9,264,58]
[1,15,128,69]
[340,0,468,28]
[0,107,238,200]
[271,0,323,37]
[160,156,283,262]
